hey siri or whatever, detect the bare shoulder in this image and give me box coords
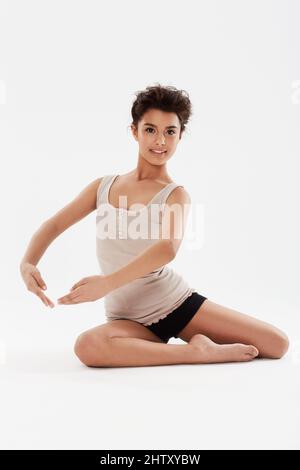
[165,184,191,206]
[48,176,103,235]
[73,176,104,210]
[86,176,103,202]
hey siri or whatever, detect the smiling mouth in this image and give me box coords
[150,149,167,154]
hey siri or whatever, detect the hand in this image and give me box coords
[20,262,55,308]
[57,275,112,305]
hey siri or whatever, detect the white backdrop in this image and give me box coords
[0,0,299,450]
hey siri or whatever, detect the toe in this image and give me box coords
[245,345,259,357]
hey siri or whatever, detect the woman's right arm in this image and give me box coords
[20,177,103,308]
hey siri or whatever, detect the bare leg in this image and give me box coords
[99,335,258,367]
[74,320,258,368]
[175,299,289,359]
[97,336,197,367]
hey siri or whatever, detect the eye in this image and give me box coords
[145,127,176,135]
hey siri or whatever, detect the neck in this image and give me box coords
[131,152,170,182]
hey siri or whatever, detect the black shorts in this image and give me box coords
[145,292,208,343]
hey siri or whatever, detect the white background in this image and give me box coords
[0,0,299,450]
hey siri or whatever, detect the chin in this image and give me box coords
[145,156,169,166]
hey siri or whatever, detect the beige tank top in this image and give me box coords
[95,174,196,326]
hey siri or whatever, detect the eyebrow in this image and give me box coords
[143,122,178,129]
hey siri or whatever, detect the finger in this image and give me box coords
[36,287,52,307]
[45,295,55,308]
[63,298,82,304]
[32,271,47,290]
[69,293,84,304]
[57,295,72,304]
[58,290,81,302]
[36,288,55,308]
[58,298,77,304]
[70,281,86,291]
[36,291,50,307]
[58,293,81,304]
[57,295,68,303]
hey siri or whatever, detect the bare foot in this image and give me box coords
[189,334,259,364]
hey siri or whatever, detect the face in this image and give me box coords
[131,108,182,165]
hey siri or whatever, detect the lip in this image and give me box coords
[150,149,167,153]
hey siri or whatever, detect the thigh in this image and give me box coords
[176,299,288,357]
[79,318,165,344]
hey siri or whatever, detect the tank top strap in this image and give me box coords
[97,174,118,207]
[152,182,184,206]
[97,175,184,208]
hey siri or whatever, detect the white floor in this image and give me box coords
[1,338,299,450]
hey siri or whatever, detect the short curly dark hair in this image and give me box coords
[130,83,192,136]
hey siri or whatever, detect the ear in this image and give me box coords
[131,124,138,141]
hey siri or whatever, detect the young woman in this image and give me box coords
[20,84,289,367]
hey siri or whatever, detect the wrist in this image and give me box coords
[20,261,28,274]
[20,261,36,275]
[105,272,121,291]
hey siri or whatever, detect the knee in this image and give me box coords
[74,332,109,367]
[266,328,290,359]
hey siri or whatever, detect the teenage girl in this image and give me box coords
[20,84,289,367]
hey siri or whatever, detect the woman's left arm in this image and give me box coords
[107,239,175,290]
[57,187,191,304]
[109,186,191,289]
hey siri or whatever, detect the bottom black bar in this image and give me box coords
[0,449,295,466]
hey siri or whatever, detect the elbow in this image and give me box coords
[42,219,60,236]
[163,240,177,260]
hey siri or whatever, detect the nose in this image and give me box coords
[156,135,166,145]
